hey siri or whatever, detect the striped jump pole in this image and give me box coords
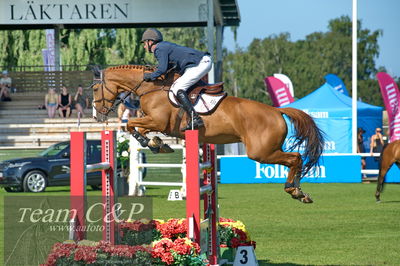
[70,130,118,244]
[185,130,219,265]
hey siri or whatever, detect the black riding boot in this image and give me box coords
[176,90,204,131]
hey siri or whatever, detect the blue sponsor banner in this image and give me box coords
[385,165,400,182]
[220,155,361,183]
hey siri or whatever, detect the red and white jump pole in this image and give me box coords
[185,130,219,265]
[70,130,118,244]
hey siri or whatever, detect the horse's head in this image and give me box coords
[91,68,119,122]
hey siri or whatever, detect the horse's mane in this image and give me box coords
[107,65,156,71]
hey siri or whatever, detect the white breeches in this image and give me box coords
[170,55,212,96]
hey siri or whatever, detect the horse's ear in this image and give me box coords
[91,65,101,78]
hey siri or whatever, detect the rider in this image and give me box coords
[140,28,212,131]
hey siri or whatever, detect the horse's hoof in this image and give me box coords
[159,144,174,153]
[300,194,313,204]
[149,136,163,147]
[148,146,160,154]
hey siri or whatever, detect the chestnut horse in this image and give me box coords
[91,65,324,203]
[375,140,400,202]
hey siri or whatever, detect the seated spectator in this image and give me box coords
[73,85,89,118]
[58,85,72,118]
[44,88,58,118]
[0,70,12,101]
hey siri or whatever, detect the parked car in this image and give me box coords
[0,140,105,193]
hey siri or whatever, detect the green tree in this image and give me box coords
[223,16,386,106]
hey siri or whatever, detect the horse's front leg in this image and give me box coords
[127,117,173,153]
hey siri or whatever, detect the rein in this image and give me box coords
[92,69,169,119]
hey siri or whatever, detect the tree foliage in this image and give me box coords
[0,27,206,69]
[223,16,394,107]
[0,17,398,107]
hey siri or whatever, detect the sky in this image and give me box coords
[223,0,400,78]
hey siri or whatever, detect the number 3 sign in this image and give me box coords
[233,246,258,266]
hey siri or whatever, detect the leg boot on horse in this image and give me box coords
[176,90,204,131]
[131,129,174,154]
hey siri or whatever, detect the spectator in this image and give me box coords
[44,88,58,118]
[357,127,366,175]
[123,93,140,117]
[0,70,12,101]
[58,85,71,118]
[73,85,89,118]
[117,103,131,132]
[370,127,384,161]
[117,93,140,132]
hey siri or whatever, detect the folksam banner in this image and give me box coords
[376,72,400,142]
[264,76,294,107]
[324,74,349,95]
[220,155,361,183]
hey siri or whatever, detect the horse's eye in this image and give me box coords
[93,88,98,92]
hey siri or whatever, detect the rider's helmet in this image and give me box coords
[141,28,163,43]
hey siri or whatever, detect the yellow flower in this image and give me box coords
[139,218,151,224]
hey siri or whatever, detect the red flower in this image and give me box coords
[152,239,175,265]
[171,238,192,255]
[219,217,235,223]
[73,246,97,264]
[119,220,156,231]
[157,219,187,239]
[233,227,248,241]
[230,237,241,248]
[41,242,77,266]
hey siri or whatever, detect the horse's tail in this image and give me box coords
[279,107,325,177]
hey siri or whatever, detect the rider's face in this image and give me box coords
[144,40,154,53]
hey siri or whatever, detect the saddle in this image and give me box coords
[187,80,225,104]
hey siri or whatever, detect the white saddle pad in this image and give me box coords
[168,91,226,114]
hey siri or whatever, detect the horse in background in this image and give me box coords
[375,140,400,202]
[91,65,325,203]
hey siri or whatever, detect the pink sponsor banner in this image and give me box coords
[376,72,400,141]
[264,76,294,107]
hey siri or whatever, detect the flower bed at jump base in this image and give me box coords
[41,218,256,265]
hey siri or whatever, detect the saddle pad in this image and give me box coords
[168,91,226,114]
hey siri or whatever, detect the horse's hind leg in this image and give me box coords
[249,148,312,203]
[375,160,394,202]
[282,152,313,203]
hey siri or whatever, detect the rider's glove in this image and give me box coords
[143,73,152,82]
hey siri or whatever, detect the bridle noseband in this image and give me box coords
[91,70,144,118]
[91,66,175,120]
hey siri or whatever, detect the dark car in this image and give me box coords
[0,140,103,193]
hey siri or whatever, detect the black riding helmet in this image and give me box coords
[141,28,163,43]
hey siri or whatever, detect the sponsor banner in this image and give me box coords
[385,165,400,183]
[220,155,361,184]
[376,72,400,142]
[273,73,294,98]
[324,74,348,95]
[45,29,56,71]
[264,76,294,107]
